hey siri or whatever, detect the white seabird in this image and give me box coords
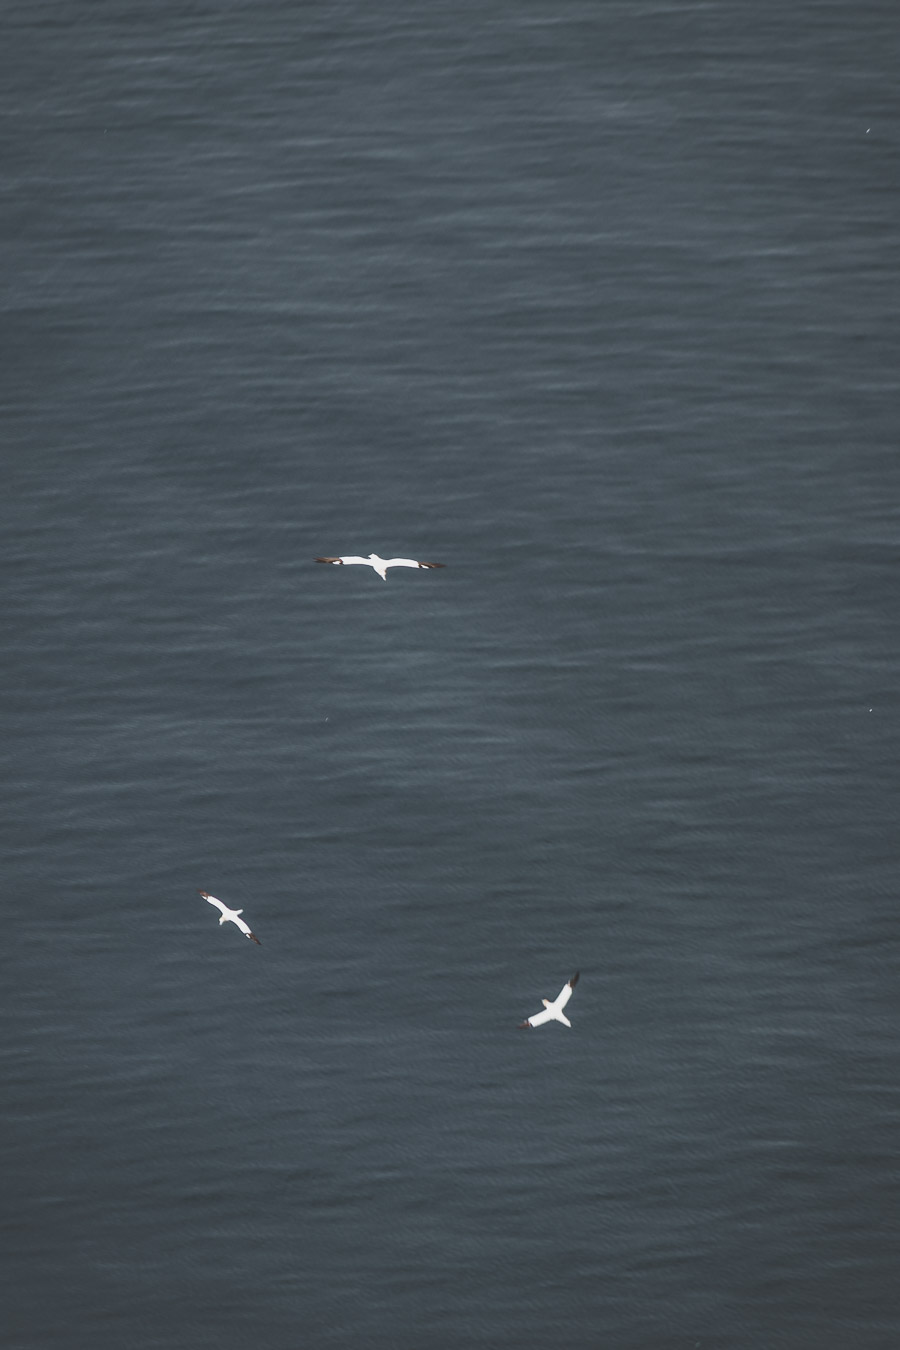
[315,553,445,581]
[198,890,261,945]
[518,972,579,1028]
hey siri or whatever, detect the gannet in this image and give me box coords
[315,554,445,581]
[198,890,261,945]
[518,972,579,1028]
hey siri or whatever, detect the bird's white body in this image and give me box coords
[316,553,445,581]
[198,891,261,945]
[519,972,579,1028]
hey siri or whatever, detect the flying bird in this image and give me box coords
[315,553,445,581]
[198,890,261,945]
[518,972,579,1028]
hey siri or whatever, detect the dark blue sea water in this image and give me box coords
[4,2,899,1346]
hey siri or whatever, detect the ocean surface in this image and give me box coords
[3,2,899,1347]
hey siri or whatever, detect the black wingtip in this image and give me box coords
[517,1020,532,1029]
[570,971,580,987]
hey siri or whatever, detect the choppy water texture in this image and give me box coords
[4,2,899,1347]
